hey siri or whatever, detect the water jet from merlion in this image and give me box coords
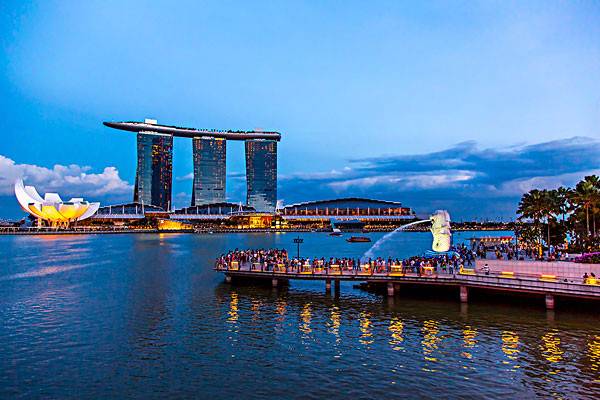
[363,210,451,260]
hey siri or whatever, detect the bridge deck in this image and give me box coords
[215,262,600,302]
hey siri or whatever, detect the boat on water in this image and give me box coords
[346,236,371,243]
[329,228,342,236]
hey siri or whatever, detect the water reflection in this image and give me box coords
[275,299,287,320]
[228,292,239,324]
[5,232,600,399]
[389,317,404,351]
[329,305,341,341]
[587,335,600,382]
[251,299,261,321]
[422,320,441,369]
[501,331,520,371]
[359,311,374,346]
[540,330,563,376]
[274,298,287,334]
[462,326,477,360]
[300,303,312,336]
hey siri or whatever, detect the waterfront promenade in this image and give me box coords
[215,253,600,310]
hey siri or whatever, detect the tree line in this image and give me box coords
[516,175,600,252]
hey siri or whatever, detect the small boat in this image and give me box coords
[346,236,371,243]
[329,228,342,236]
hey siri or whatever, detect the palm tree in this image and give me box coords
[555,186,572,223]
[517,189,547,246]
[571,175,600,236]
[545,189,564,247]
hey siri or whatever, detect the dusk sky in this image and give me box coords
[1,0,599,219]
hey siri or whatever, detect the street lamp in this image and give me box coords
[293,237,304,259]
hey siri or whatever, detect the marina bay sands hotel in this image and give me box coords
[104,119,281,212]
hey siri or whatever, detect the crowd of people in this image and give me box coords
[217,248,289,268]
[216,245,480,276]
[216,239,579,274]
[475,242,572,262]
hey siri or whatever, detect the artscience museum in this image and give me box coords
[14,180,100,228]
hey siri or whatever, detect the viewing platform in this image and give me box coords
[215,258,600,310]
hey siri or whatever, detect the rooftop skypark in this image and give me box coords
[103,120,281,141]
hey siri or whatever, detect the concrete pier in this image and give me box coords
[545,294,555,310]
[387,282,395,296]
[460,285,468,303]
[215,260,600,309]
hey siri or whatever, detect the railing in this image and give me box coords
[214,261,600,290]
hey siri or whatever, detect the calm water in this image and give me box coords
[1,232,599,399]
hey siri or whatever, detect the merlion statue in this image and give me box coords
[430,210,451,252]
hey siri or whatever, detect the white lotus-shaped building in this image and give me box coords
[14,180,100,227]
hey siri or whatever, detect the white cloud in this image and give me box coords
[280,167,353,181]
[327,170,478,191]
[176,172,194,181]
[496,169,600,197]
[0,155,132,197]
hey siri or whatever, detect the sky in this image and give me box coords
[0,0,599,220]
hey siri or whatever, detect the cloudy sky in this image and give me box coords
[1,1,599,219]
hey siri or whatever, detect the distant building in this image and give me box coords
[281,198,413,217]
[172,202,255,218]
[91,202,168,227]
[87,197,415,231]
[94,202,165,219]
[245,140,278,212]
[14,180,100,228]
[281,198,416,230]
[134,129,173,211]
[192,137,227,205]
[104,119,281,212]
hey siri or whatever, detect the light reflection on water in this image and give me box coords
[329,305,341,340]
[359,311,374,346]
[1,232,600,399]
[421,320,440,368]
[589,336,600,383]
[227,292,239,324]
[541,330,564,376]
[300,303,312,337]
[389,317,404,351]
[462,325,477,360]
[501,330,520,371]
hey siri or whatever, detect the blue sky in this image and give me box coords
[0,0,599,219]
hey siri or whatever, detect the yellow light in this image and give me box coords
[389,317,404,351]
[227,292,239,324]
[540,330,563,365]
[329,305,341,339]
[359,311,373,345]
[41,205,68,222]
[300,303,312,335]
[422,320,441,363]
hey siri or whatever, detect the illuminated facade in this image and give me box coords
[281,198,413,216]
[134,130,173,211]
[245,140,278,212]
[280,198,415,230]
[14,180,100,228]
[192,137,226,205]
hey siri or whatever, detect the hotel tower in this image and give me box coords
[104,119,281,212]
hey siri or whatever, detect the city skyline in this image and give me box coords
[1,1,599,219]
